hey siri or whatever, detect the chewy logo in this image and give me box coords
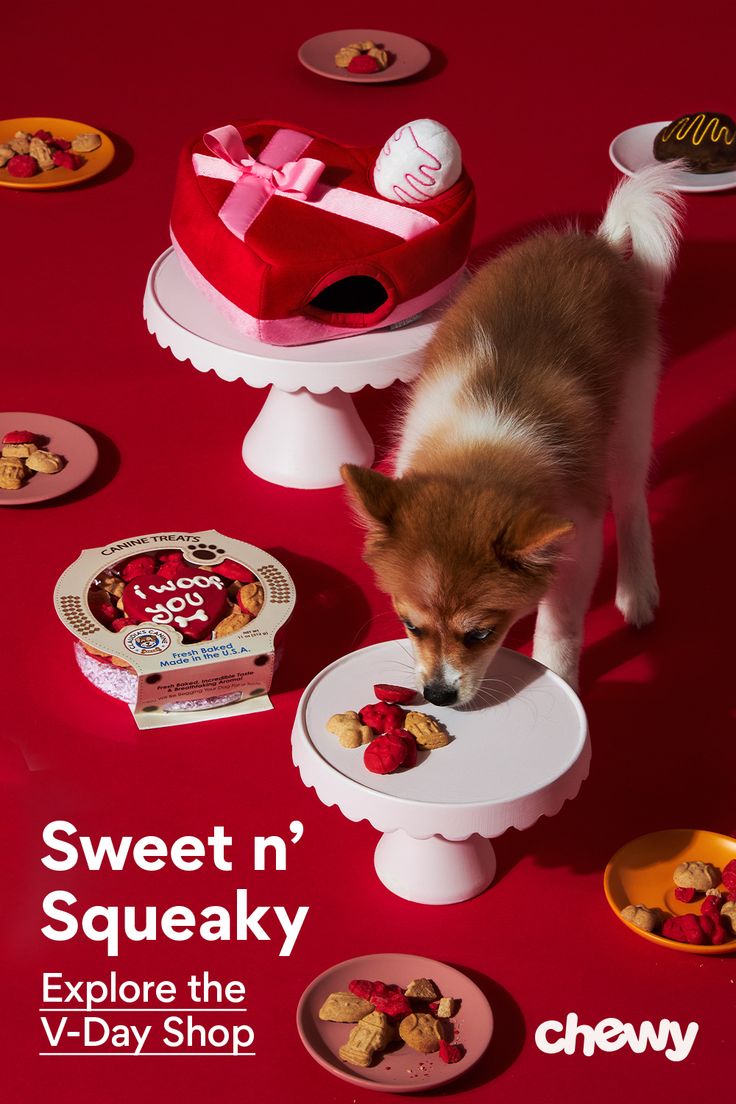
[535,1013,698,1063]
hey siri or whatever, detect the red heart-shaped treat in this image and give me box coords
[348,980,374,1002]
[359,701,406,734]
[157,552,190,580]
[662,914,705,945]
[347,980,411,1017]
[373,683,417,704]
[122,572,229,641]
[217,558,253,582]
[364,733,407,774]
[347,54,381,73]
[370,983,411,1017]
[2,429,38,444]
[120,554,157,581]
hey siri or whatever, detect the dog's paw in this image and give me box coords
[615,580,659,628]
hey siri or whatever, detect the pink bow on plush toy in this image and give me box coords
[195,125,325,239]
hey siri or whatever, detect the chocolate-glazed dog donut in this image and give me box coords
[654,112,736,173]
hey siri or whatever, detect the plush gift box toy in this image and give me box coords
[170,118,475,346]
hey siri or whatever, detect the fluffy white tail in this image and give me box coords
[598,162,686,290]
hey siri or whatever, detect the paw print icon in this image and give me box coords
[185,543,226,565]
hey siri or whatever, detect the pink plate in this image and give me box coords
[296,953,493,1092]
[298,29,431,84]
[0,412,98,505]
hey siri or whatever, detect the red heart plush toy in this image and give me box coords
[170,119,475,346]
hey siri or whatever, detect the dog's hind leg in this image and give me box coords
[533,510,604,689]
[609,346,661,628]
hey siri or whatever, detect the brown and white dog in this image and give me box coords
[342,163,684,704]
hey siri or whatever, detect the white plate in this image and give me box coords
[609,121,736,193]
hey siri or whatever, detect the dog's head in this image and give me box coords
[342,465,573,707]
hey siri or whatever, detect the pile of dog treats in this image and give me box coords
[319,975,464,1068]
[621,859,736,946]
[0,128,101,177]
[326,684,450,775]
[0,429,64,490]
[334,39,390,74]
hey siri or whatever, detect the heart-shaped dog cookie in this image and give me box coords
[122,572,229,641]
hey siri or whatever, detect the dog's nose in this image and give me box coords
[423,683,458,707]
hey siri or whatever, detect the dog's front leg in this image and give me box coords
[532,511,604,689]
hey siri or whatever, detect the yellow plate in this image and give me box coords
[0,116,114,190]
[604,828,736,955]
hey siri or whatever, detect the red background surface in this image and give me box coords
[2,0,735,1098]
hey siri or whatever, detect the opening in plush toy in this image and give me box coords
[308,275,389,317]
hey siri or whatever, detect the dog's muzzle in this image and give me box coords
[423,682,459,707]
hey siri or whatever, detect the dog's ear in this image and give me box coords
[495,510,574,568]
[341,465,400,530]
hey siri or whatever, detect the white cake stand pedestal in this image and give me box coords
[292,640,591,905]
[143,248,444,489]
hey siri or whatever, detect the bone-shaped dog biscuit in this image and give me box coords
[327,711,374,749]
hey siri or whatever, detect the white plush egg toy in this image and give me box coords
[373,119,462,205]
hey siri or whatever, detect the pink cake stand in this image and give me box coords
[143,248,444,489]
[292,640,590,905]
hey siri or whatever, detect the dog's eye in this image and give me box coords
[403,620,423,637]
[463,628,494,646]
